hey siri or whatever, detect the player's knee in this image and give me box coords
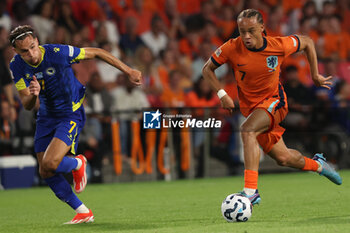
[39,166,51,178]
[240,126,256,142]
[41,158,59,172]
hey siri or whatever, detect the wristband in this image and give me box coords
[217,89,227,99]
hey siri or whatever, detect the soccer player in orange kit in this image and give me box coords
[202,9,342,205]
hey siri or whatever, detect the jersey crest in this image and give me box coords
[266,56,278,69]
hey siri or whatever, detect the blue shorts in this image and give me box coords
[34,107,86,154]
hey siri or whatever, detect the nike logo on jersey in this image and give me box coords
[237,64,246,66]
[67,134,73,141]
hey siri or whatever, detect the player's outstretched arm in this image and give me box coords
[202,59,235,114]
[298,35,332,89]
[83,47,142,86]
[18,75,40,110]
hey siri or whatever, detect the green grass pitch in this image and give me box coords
[1,170,350,233]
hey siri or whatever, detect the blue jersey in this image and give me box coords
[10,44,86,118]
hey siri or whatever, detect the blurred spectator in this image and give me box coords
[48,25,70,44]
[122,0,153,35]
[16,106,35,154]
[157,49,177,88]
[94,20,120,46]
[191,41,228,83]
[110,73,150,118]
[141,14,168,57]
[201,20,223,48]
[185,76,220,110]
[313,16,331,60]
[56,1,82,34]
[179,28,201,59]
[30,0,55,43]
[119,16,144,56]
[336,0,350,32]
[311,59,339,129]
[283,65,314,129]
[191,1,217,26]
[0,99,16,155]
[185,76,220,176]
[299,17,315,37]
[71,35,98,85]
[331,80,350,134]
[11,1,32,28]
[110,73,149,157]
[166,38,192,78]
[96,41,122,91]
[222,72,239,104]
[282,52,313,87]
[85,72,112,117]
[216,5,236,40]
[70,0,106,25]
[133,46,162,106]
[329,15,350,60]
[301,1,318,28]
[78,115,104,183]
[0,27,16,122]
[176,0,201,16]
[322,0,337,17]
[164,0,186,39]
[283,65,314,109]
[0,1,11,32]
[266,4,285,36]
[161,69,186,107]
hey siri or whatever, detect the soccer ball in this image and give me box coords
[221,193,252,222]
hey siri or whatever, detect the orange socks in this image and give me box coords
[244,169,258,189]
[302,156,319,171]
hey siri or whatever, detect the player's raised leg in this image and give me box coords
[37,137,94,224]
[41,137,88,193]
[239,109,271,205]
[268,138,342,185]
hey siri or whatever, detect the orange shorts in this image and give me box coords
[254,95,288,153]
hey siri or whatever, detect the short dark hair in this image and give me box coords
[9,25,37,47]
[237,9,264,25]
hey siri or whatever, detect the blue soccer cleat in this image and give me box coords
[240,189,261,206]
[313,153,342,185]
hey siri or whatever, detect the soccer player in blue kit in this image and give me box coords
[9,25,141,224]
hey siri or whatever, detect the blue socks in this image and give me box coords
[44,174,82,210]
[55,156,78,173]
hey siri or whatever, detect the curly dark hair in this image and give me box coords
[9,25,37,47]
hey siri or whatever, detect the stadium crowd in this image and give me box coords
[0,0,350,178]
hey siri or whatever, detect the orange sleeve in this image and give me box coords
[280,35,300,57]
[210,39,234,67]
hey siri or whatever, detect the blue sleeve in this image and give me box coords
[50,44,86,65]
[10,57,29,91]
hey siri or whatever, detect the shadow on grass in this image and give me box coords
[60,217,219,232]
[62,222,157,232]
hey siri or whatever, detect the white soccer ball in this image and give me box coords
[221,193,252,222]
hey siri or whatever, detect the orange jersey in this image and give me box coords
[211,35,300,117]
